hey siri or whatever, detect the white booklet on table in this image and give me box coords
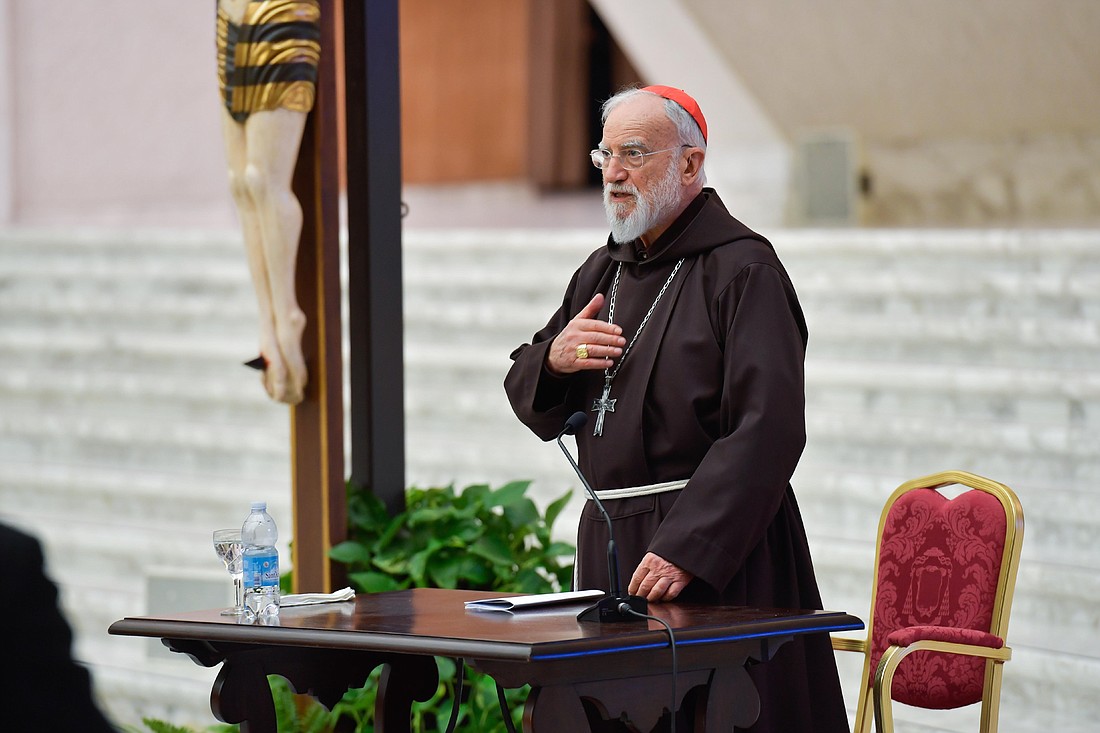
[464,589,605,613]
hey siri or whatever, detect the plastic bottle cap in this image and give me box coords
[251,501,267,512]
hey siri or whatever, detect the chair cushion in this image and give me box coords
[871,487,1007,709]
[887,625,1004,649]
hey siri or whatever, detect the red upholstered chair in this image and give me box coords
[832,470,1024,733]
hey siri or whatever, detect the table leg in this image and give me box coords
[375,655,440,733]
[695,665,760,731]
[209,647,280,732]
[523,684,591,732]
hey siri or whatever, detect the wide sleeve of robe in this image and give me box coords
[647,260,807,592]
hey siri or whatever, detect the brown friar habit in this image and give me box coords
[505,189,849,732]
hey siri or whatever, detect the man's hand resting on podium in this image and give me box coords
[629,552,694,602]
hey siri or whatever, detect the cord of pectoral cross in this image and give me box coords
[591,258,685,436]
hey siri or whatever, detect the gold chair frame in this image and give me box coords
[832,470,1024,733]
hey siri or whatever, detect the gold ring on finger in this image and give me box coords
[575,343,590,360]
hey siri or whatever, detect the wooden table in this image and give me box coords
[109,588,861,732]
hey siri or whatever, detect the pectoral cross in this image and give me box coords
[591,377,617,436]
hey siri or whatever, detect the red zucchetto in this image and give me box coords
[642,85,708,142]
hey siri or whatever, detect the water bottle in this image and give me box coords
[241,501,280,618]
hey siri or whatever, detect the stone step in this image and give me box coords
[10,297,1094,376]
[401,225,1100,263]
[402,227,1100,302]
[406,358,1100,437]
[0,363,279,419]
[0,406,288,478]
[404,259,1100,316]
[5,349,1094,449]
[9,226,1099,279]
[402,391,1100,481]
[3,226,1098,733]
[0,463,285,542]
[93,655,221,730]
[794,467,1099,570]
[805,317,1100,367]
[806,360,1100,407]
[804,409,1099,482]
[0,292,258,336]
[402,291,1100,367]
[0,227,244,263]
[7,230,1098,363]
[0,324,255,374]
[1,505,290,597]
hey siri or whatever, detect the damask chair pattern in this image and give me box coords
[832,470,1024,733]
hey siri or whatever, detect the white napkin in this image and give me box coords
[280,586,356,608]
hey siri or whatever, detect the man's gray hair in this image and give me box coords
[601,88,708,151]
[601,87,707,185]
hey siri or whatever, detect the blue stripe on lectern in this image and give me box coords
[533,640,671,660]
[530,622,864,661]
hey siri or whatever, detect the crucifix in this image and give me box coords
[591,376,617,436]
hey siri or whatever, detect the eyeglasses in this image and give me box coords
[589,145,688,171]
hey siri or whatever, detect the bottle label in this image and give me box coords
[243,550,279,589]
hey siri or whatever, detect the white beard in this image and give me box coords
[603,158,683,244]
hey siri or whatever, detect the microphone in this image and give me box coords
[557,411,648,622]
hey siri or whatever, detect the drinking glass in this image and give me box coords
[212,529,245,616]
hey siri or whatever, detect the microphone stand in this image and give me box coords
[557,412,647,623]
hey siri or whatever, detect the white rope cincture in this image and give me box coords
[592,479,689,501]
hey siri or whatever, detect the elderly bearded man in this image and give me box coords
[504,86,848,732]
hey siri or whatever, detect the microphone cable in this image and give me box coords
[444,657,465,733]
[621,604,679,733]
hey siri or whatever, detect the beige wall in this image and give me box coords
[1,1,1097,228]
[684,0,1100,225]
[0,1,14,223]
[687,0,1100,139]
[2,1,234,227]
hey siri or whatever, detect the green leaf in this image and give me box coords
[427,552,464,589]
[328,479,578,729]
[347,490,389,539]
[513,567,552,594]
[267,676,297,730]
[408,539,444,584]
[330,671,380,722]
[349,571,402,593]
[374,513,408,550]
[545,490,572,530]
[469,534,513,566]
[297,699,335,733]
[554,563,574,589]
[327,541,373,566]
[502,497,539,528]
[456,555,493,587]
[453,520,484,543]
[543,541,576,557]
[488,480,532,508]
[460,483,492,505]
[371,547,410,576]
[139,719,197,733]
[406,505,459,526]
